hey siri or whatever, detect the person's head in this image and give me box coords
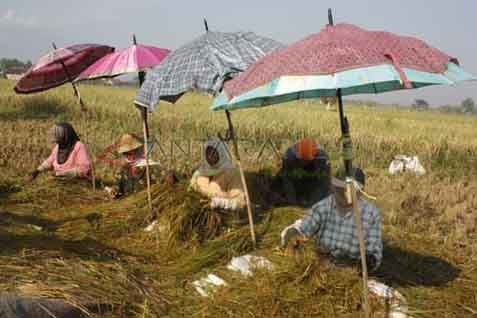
[332,167,365,208]
[205,144,220,167]
[48,122,79,148]
[296,138,318,161]
[117,134,144,159]
[199,137,232,176]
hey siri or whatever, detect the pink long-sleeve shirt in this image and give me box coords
[39,141,92,178]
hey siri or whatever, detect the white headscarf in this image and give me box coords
[196,137,234,177]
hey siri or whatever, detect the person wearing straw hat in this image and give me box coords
[28,122,92,181]
[190,137,246,211]
[280,167,383,272]
[273,138,331,206]
[100,133,158,198]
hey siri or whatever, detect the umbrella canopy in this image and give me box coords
[213,23,476,110]
[134,31,283,111]
[75,44,170,81]
[14,44,114,94]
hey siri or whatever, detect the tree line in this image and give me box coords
[0,58,32,74]
[413,98,476,114]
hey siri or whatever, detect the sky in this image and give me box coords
[1,0,476,106]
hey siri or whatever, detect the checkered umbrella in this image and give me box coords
[134,31,283,111]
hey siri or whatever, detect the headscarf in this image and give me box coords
[196,137,234,177]
[48,122,79,164]
[295,138,319,161]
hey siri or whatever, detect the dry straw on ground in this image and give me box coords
[0,79,476,317]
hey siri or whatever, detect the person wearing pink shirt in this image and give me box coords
[29,122,92,181]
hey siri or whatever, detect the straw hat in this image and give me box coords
[117,134,143,154]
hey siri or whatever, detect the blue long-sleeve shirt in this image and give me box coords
[296,195,383,265]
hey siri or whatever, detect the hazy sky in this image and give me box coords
[1,0,476,106]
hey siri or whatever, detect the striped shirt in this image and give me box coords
[297,195,382,264]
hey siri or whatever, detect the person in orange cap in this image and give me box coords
[273,138,330,206]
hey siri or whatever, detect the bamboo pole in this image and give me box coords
[329,8,370,318]
[348,179,370,318]
[134,34,153,212]
[141,109,153,211]
[225,110,256,247]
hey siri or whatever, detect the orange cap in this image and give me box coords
[296,138,318,161]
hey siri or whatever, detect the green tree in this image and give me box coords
[0,58,30,72]
[461,98,475,114]
[412,99,429,110]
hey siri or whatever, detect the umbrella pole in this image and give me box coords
[224,110,256,247]
[329,8,370,318]
[141,108,153,212]
[135,57,153,211]
[51,42,87,111]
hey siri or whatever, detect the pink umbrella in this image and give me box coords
[76,35,169,212]
[75,38,170,81]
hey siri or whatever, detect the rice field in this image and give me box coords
[0,78,476,317]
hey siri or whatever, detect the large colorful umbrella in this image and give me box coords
[213,24,475,110]
[75,39,170,81]
[14,43,114,98]
[134,30,283,111]
[212,10,476,317]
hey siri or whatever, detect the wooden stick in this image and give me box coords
[141,109,153,212]
[133,34,152,212]
[225,110,256,247]
[347,179,370,318]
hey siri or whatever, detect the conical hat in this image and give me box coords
[117,134,143,154]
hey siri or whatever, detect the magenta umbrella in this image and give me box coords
[14,43,114,94]
[14,43,114,111]
[75,38,170,81]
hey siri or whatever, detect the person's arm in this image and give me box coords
[29,147,56,180]
[190,172,223,198]
[364,203,383,270]
[281,197,329,247]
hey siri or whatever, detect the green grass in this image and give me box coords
[0,79,476,317]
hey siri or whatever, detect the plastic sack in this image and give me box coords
[192,274,228,297]
[368,280,409,318]
[389,155,425,176]
[227,255,274,277]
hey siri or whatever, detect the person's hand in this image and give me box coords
[27,170,39,182]
[280,224,301,249]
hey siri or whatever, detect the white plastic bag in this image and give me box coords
[368,280,409,318]
[192,274,228,297]
[388,159,405,175]
[227,255,274,277]
[388,155,425,176]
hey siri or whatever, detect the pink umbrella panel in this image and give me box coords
[14,44,114,94]
[75,44,170,81]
